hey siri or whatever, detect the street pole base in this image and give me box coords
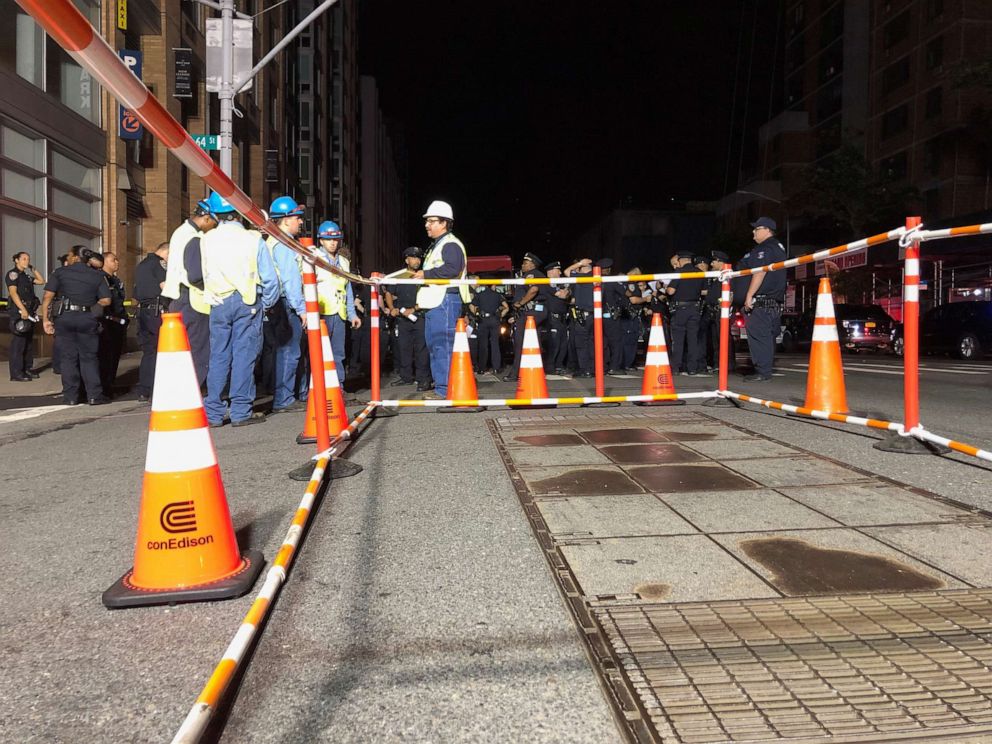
[637,399,686,407]
[874,433,950,455]
[438,406,486,413]
[102,550,264,609]
[703,396,737,408]
[372,406,398,418]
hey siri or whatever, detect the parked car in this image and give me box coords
[790,304,895,352]
[729,309,786,350]
[890,301,992,360]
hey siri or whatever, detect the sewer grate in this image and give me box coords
[596,589,992,742]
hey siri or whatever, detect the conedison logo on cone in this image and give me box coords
[103,313,263,609]
[638,313,685,407]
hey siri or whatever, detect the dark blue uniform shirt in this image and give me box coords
[473,287,505,315]
[747,237,787,300]
[133,254,167,303]
[45,263,111,306]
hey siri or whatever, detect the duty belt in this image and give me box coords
[65,304,92,312]
[753,295,782,308]
[672,300,699,306]
[478,311,498,318]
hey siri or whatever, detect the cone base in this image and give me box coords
[636,399,686,407]
[102,550,264,609]
[288,457,363,481]
[873,433,951,455]
[583,401,620,408]
[372,406,398,418]
[438,405,485,413]
[296,433,317,445]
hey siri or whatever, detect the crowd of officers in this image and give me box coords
[6,202,785,410]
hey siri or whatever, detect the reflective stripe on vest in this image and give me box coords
[316,253,350,319]
[417,234,471,309]
[163,221,211,314]
[202,224,262,306]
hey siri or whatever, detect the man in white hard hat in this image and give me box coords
[411,200,471,400]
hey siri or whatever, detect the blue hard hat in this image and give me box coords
[317,220,343,239]
[207,192,236,215]
[270,195,304,218]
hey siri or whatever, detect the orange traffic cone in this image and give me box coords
[103,313,263,608]
[512,315,550,407]
[440,317,484,412]
[804,277,849,413]
[298,319,350,443]
[637,313,684,406]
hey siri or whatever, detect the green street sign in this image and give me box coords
[193,134,219,151]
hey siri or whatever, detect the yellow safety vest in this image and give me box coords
[316,252,350,319]
[163,220,211,315]
[417,233,471,309]
[201,224,263,306]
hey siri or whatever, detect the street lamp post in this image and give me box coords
[736,189,790,257]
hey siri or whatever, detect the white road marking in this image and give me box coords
[781,362,987,376]
[0,405,70,423]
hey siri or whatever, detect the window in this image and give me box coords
[924,138,941,176]
[1,211,44,275]
[788,2,805,38]
[925,0,944,21]
[883,12,910,51]
[2,126,45,171]
[925,87,943,119]
[925,36,943,71]
[880,151,908,180]
[881,104,909,139]
[820,3,844,47]
[0,5,45,88]
[786,75,804,108]
[2,169,44,207]
[818,44,843,82]
[51,150,100,196]
[816,79,843,123]
[882,57,911,95]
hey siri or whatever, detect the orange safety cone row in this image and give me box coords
[440,318,484,412]
[103,313,263,609]
[804,277,849,414]
[298,319,350,443]
[637,312,685,406]
[513,315,550,406]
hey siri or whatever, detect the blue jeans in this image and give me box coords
[320,313,348,386]
[205,292,263,424]
[424,292,461,397]
[273,297,303,409]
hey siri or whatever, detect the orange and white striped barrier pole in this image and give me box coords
[13,0,360,285]
[297,320,349,444]
[377,392,715,407]
[902,216,922,435]
[370,273,382,405]
[593,266,606,397]
[706,273,736,408]
[301,262,330,454]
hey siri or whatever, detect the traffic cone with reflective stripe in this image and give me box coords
[298,319,350,442]
[512,315,550,407]
[440,317,484,412]
[804,278,849,413]
[637,312,684,406]
[103,313,263,609]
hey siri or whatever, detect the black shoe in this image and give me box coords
[743,373,772,382]
[415,382,433,392]
[26,371,41,379]
[137,393,151,402]
[208,419,228,428]
[63,399,81,406]
[271,400,307,414]
[88,396,111,405]
[9,376,31,382]
[389,378,414,387]
[231,412,267,427]
[574,371,593,378]
[501,373,518,382]
[606,369,621,376]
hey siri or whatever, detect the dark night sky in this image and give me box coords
[359,1,780,258]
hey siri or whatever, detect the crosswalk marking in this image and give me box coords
[781,362,988,376]
[0,405,70,424]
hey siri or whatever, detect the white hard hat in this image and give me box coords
[423,200,454,220]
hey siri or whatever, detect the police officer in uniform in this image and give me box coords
[133,241,170,402]
[543,261,571,375]
[40,250,112,404]
[503,252,548,382]
[741,217,787,381]
[384,247,431,390]
[565,258,595,377]
[700,251,732,373]
[468,278,508,375]
[620,267,649,372]
[597,258,627,374]
[666,251,705,375]
[97,252,127,395]
[200,193,281,427]
[162,197,218,386]
[6,252,44,381]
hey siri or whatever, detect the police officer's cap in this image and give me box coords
[545,260,562,272]
[711,250,730,262]
[403,246,422,258]
[595,258,613,269]
[676,250,695,259]
[751,216,777,231]
[522,252,542,266]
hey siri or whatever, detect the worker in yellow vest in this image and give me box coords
[200,194,281,427]
[313,220,360,385]
[161,196,219,385]
[411,200,471,400]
